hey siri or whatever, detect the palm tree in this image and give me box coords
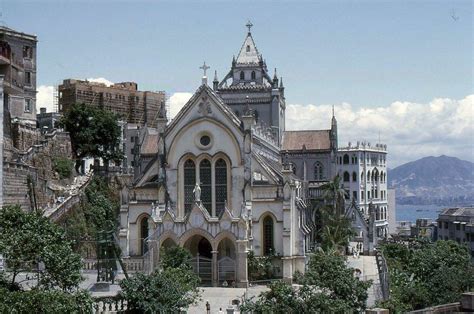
[320,175,346,216]
[317,176,354,253]
[320,210,355,253]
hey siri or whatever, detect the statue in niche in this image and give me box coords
[193,183,201,202]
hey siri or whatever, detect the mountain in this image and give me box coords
[388,155,474,205]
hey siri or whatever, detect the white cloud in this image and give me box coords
[87,77,114,86]
[36,85,55,112]
[168,92,193,119]
[38,85,472,167]
[286,95,474,167]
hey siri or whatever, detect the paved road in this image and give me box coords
[346,255,380,307]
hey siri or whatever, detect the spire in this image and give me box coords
[279,77,284,88]
[332,105,337,125]
[273,68,279,87]
[236,21,260,64]
[213,70,219,91]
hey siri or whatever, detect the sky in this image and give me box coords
[5,0,473,167]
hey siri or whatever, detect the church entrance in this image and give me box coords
[217,238,236,286]
[184,235,213,285]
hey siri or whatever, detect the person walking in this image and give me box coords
[205,301,211,314]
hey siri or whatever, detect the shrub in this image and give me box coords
[53,157,74,179]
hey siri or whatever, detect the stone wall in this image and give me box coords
[2,129,72,211]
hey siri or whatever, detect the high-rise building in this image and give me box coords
[337,142,389,239]
[58,79,166,128]
[0,26,37,125]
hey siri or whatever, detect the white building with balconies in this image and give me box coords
[337,141,390,249]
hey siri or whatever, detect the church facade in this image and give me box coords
[118,24,387,286]
[118,25,314,287]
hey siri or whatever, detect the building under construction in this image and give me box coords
[58,79,166,127]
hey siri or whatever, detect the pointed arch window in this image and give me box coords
[352,171,357,182]
[343,171,350,182]
[251,71,256,80]
[263,216,274,255]
[200,159,212,215]
[184,159,196,214]
[140,217,149,255]
[343,154,350,164]
[240,71,245,80]
[215,158,227,217]
[246,45,250,52]
[314,162,324,180]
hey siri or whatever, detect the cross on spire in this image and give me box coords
[246,20,253,33]
[200,61,210,77]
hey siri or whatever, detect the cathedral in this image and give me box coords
[118,23,340,287]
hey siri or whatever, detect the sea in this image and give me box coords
[396,204,445,223]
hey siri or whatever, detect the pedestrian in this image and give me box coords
[206,300,210,314]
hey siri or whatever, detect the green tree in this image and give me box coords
[0,205,83,291]
[120,268,200,312]
[0,288,93,313]
[320,210,355,252]
[52,157,74,179]
[320,175,346,216]
[59,103,123,173]
[379,240,474,312]
[241,250,371,313]
[160,246,192,270]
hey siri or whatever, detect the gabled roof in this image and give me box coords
[166,84,241,136]
[252,151,282,184]
[141,128,158,155]
[282,130,331,151]
[236,32,261,64]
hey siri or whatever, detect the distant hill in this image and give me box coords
[388,155,474,205]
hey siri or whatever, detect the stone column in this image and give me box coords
[236,240,248,288]
[212,250,218,287]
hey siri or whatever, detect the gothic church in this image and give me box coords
[119,24,338,287]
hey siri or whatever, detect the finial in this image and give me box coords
[273,68,278,80]
[332,105,335,117]
[246,20,253,33]
[200,61,210,85]
[213,70,218,81]
[279,77,284,88]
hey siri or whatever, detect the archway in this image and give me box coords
[217,238,236,285]
[184,235,213,285]
[161,238,177,250]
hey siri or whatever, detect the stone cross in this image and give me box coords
[200,61,210,77]
[246,20,253,33]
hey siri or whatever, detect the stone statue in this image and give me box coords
[193,183,201,202]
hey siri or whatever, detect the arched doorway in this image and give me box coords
[217,238,236,285]
[184,235,213,285]
[161,238,177,250]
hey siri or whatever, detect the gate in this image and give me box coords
[218,257,236,285]
[190,254,212,285]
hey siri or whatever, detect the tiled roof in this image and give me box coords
[141,129,158,155]
[282,130,331,151]
[440,207,474,217]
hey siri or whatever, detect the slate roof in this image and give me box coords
[281,130,331,151]
[236,32,261,64]
[440,207,474,217]
[141,129,159,155]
